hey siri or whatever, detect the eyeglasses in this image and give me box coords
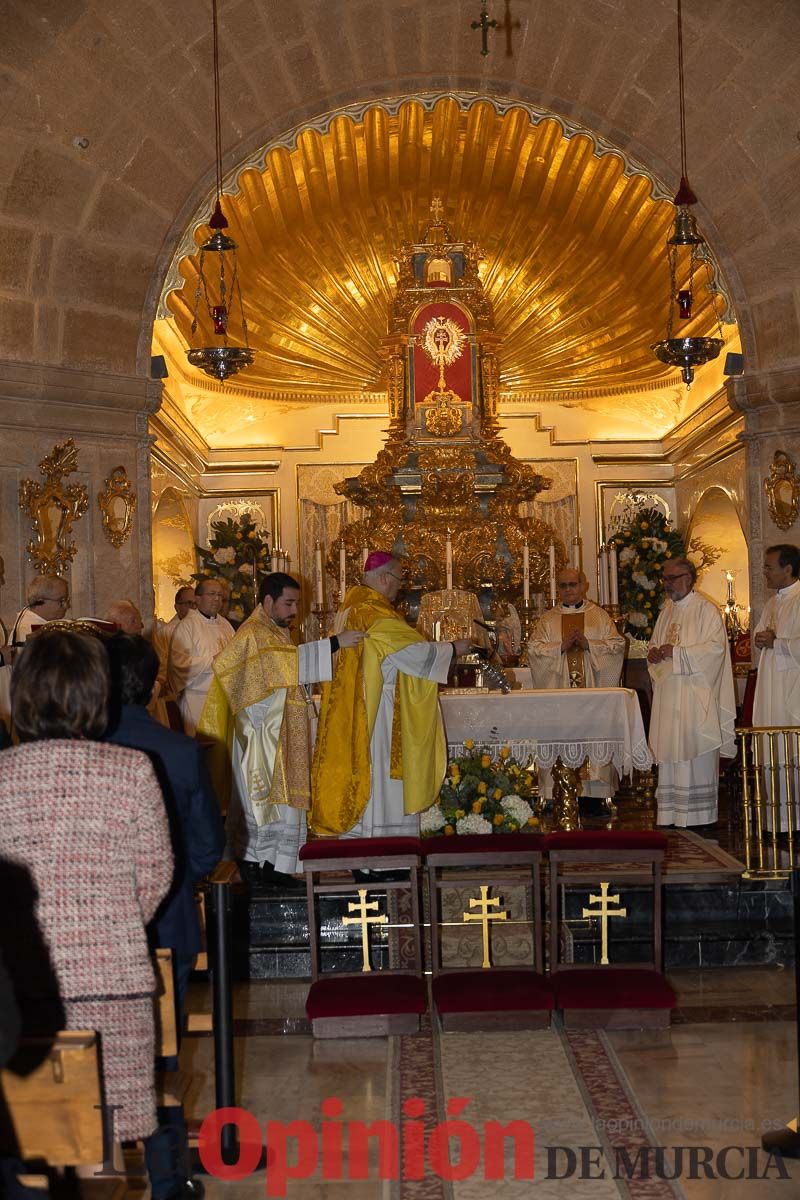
[662,572,690,582]
[385,572,405,583]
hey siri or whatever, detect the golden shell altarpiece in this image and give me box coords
[329,203,566,599]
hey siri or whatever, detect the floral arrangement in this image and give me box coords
[194,513,271,623]
[607,503,720,642]
[421,741,540,836]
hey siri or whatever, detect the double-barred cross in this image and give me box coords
[463,884,508,969]
[342,888,389,973]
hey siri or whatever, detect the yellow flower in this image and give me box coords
[455,809,465,819]
[449,763,460,777]
[481,754,491,768]
[665,550,672,558]
[500,746,510,760]
[464,739,474,750]
[444,825,455,836]
[472,800,483,813]
[527,817,540,827]
[493,788,502,800]
[493,814,504,827]
[640,521,649,530]
[478,782,488,795]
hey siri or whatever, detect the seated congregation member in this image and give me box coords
[168,577,234,735]
[0,631,188,1197]
[105,633,224,1187]
[198,573,364,891]
[648,558,736,829]
[311,552,470,840]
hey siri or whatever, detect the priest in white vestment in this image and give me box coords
[168,577,234,735]
[311,553,470,841]
[648,558,736,827]
[198,573,365,888]
[528,568,625,805]
[1,575,70,730]
[752,544,800,830]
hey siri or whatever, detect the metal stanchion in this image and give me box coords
[762,865,800,1157]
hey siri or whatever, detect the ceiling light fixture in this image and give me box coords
[651,0,724,389]
[186,0,254,383]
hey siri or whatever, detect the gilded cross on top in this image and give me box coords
[342,888,389,973]
[582,881,627,965]
[463,884,508,968]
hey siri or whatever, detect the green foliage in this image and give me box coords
[421,743,540,836]
[194,514,270,622]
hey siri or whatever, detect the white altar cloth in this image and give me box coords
[439,687,652,777]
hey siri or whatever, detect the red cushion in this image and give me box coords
[423,833,545,857]
[433,970,553,1013]
[306,974,426,1018]
[545,831,668,853]
[554,968,675,1009]
[299,837,421,861]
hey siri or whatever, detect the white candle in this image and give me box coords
[572,537,581,570]
[609,545,619,606]
[270,552,279,573]
[362,545,369,570]
[339,545,347,598]
[548,543,557,603]
[522,542,530,606]
[446,531,453,591]
[314,545,324,608]
[598,547,608,606]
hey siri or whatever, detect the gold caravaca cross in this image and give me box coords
[471,2,497,55]
[342,889,389,973]
[463,884,508,968]
[582,881,627,965]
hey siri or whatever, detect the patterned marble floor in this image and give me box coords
[144,967,800,1200]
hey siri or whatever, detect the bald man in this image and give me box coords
[10,575,70,644]
[105,599,145,635]
[528,567,625,813]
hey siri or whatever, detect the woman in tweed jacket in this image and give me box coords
[0,629,172,1144]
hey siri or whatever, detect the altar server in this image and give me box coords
[311,552,470,839]
[198,573,364,888]
[752,544,800,830]
[168,577,233,735]
[528,567,625,808]
[647,558,735,828]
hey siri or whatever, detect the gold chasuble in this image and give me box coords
[198,608,312,822]
[310,585,446,837]
[561,611,586,687]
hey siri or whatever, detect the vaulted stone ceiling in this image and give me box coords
[154,93,737,444]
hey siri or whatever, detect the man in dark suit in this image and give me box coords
[106,634,224,1200]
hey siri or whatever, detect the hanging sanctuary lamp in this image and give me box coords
[651,0,723,388]
[186,0,254,382]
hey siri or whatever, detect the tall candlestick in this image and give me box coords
[598,547,608,606]
[609,545,619,606]
[339,544,347,598]
[314,545,324,608]
[522,542,530,606]
[446,530,453,591]
[548,543,557,604]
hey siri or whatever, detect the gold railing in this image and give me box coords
[737,725,800,880]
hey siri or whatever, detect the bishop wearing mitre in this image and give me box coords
[528,567,625,807]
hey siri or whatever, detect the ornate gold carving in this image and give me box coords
[98,466,137,549]
[423,391,465,437]
[764,451,800,531]
[551,756,580,832]
[19,439,88,576]
[422,316,464,369]
[417,446,474,470]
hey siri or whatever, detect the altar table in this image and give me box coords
[439,687,652,776]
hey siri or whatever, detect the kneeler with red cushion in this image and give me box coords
[546,831,676,1029]
[300,837,425,1038]
[424,834,553,1031]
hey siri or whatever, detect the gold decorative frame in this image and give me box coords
[19,439,88,576]
[98,466,137,548]
[764,451,800,532]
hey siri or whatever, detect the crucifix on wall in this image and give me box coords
[471,2,498,55]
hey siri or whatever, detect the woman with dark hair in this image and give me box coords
[0,630,173,1184]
